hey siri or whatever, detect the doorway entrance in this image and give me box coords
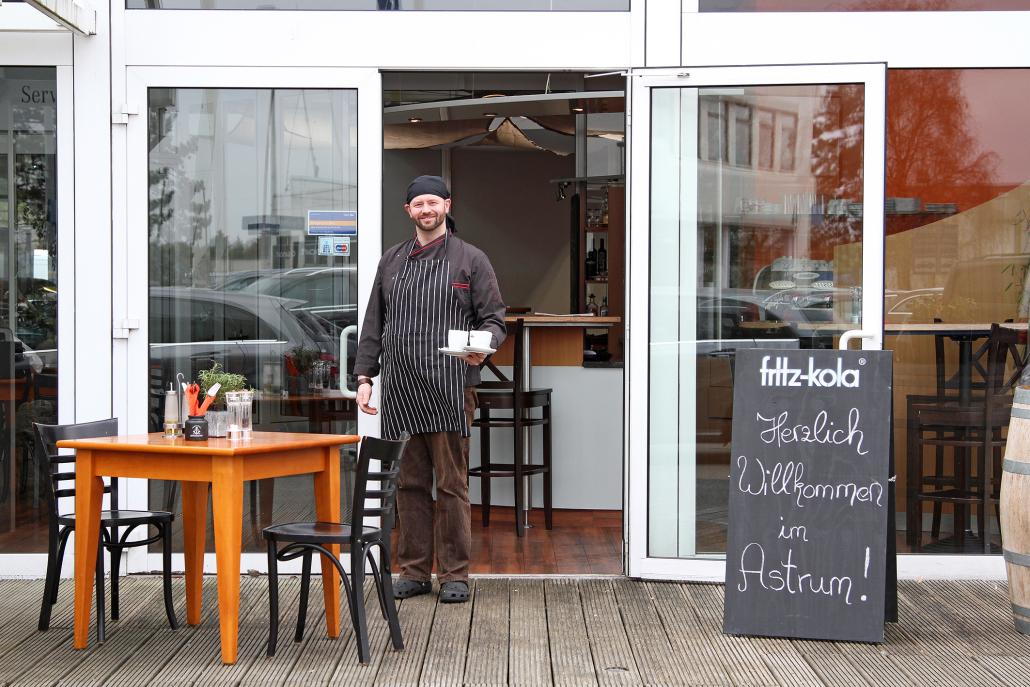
[382,71,626,574]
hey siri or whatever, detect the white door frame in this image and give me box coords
[120,65,382,575]
[624,63,887,581]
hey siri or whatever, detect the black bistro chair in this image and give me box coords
[470,318,553,536]
[907,324,1026,553]
[35,419,178,642]
[263,434,408,664]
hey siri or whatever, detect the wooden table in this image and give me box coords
[800,321,1029,404]
[59,431,359,664]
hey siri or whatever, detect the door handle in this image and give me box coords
[339,324,358,399]
[839,329,876,350]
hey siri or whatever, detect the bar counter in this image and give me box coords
[491,315,621,367]
[469,314,624,514]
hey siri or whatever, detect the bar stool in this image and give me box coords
[470,318,553,537]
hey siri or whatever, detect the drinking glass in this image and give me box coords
[226,390,253,439]
[237,390,254,437]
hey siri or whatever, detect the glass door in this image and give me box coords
[121,67,381,573]
[626,64,886,580]
[0,68,60,559]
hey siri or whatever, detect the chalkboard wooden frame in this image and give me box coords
[723,349,893,643]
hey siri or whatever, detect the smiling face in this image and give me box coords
[405,193,451,232]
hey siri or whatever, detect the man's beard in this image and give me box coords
[417,214,445,231]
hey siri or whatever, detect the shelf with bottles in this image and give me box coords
[577,182,623,362]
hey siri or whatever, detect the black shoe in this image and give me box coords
[393,579,431,599]
[439,581,470,604]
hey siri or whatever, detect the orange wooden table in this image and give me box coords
[59,431,359,664]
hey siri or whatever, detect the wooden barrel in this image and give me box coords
[1001,385,1030,633]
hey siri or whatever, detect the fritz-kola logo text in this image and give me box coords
[759,355,860,388]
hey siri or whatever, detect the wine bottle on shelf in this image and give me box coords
[599,296,609,317]
[587,293,599,316]
[586,240,597,279]
[597,239,607,276]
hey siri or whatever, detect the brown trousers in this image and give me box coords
[396,387,477,584]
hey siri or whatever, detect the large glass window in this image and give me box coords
[128,0,628,10]
[885,69,1030,554]
[0,68,59,554]
[648,84,865,557]
[701,0,1030,10]
[147,88,358,552]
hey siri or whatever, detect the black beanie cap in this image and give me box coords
[406,175,451,204]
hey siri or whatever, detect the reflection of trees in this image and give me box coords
[886,70,998,211]
[148,167,174,240]
[148,120,218,286]
[810,85,865,249]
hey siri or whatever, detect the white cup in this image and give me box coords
[467,330,492,349]
[448,329,469,350]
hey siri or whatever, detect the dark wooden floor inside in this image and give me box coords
[467,506,622,575]
[2,576,1029,686]
[387,506,623,575]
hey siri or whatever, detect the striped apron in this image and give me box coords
[380,235,472,440]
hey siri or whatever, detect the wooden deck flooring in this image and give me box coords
[0,576,1027,686]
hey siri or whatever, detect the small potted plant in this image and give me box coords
[198,362,249,437]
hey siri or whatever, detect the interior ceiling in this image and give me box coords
[382,91,624,124]
[381,72,625,155]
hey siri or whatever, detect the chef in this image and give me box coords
[354,175,506,604]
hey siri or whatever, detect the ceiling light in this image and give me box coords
[484,112,498,118]
[408,117,422,123]
[483,93,505,98]
[572,106,584,113]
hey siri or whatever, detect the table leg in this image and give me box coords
[958,339,973,405]
[73,449,103,649]
[521,326,533,529]
[313,445,341,638]
[259,479,275,532]
[211,457,243,665]
[181,480,207,626]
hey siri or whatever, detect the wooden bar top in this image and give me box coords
[504,315,621,326]
[58,431,359,456]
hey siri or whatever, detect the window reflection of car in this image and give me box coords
[148,286,332,392]
[698,287,851,337]
[884,288,945,323]
[212,269,281,292]
[761,286,860,324]
[697,295,798,341]
[235,267,358,333]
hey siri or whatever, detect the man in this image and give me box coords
[353,175,506,604]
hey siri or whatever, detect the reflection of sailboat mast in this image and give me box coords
[260,91,278,269]
[268,91,278,218]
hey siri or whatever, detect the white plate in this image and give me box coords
[464,345,496,355]
[439,347,470,357]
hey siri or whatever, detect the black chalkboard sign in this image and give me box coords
[723,348,893,643]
